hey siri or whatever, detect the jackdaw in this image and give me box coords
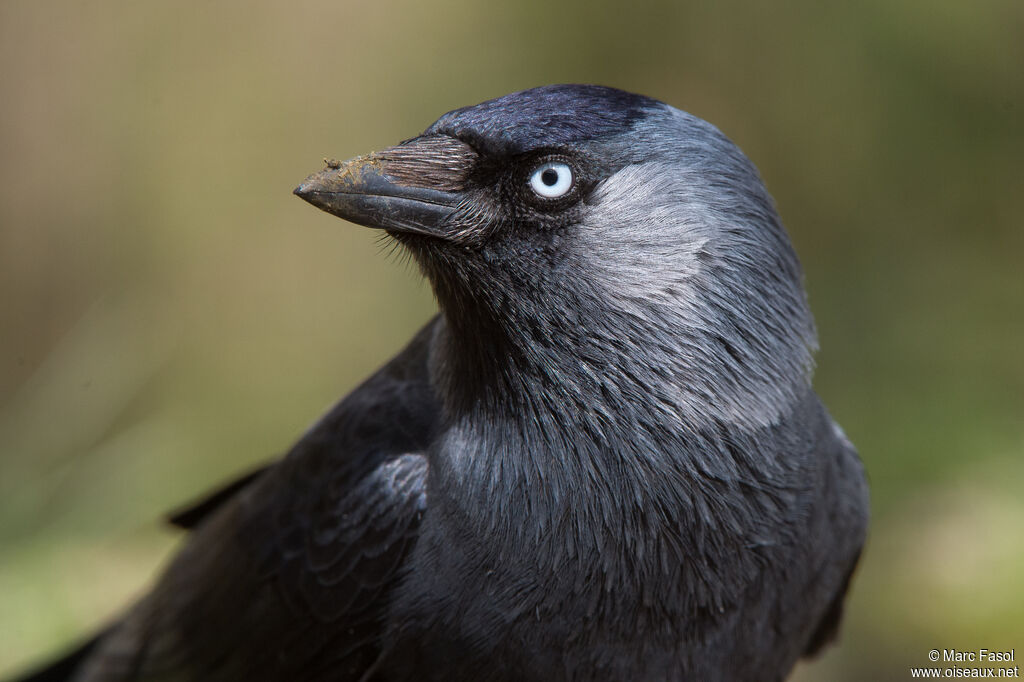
[18,84,868,682]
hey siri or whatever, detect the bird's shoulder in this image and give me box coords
[76,318,443,682]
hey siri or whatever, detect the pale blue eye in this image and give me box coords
[529,161,573,198]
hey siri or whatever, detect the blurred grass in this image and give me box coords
[1,0,1021,678]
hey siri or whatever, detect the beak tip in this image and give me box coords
[294,182,323,206]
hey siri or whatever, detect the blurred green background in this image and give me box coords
[1,1,1021,679]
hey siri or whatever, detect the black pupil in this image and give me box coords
[541,168,559,186]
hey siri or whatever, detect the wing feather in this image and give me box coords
[68,319,441,682]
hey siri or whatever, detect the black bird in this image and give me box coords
[20,85,868,682]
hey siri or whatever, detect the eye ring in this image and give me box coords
[528,161,574,199]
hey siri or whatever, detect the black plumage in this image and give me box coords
[18,85,868,682]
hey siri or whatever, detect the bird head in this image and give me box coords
[296,85,817,430]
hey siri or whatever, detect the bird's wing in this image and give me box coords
[165,465,269,530]
[801,415,869,659]
[60,318,441,682]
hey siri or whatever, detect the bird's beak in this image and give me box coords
[294,135,477,239]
